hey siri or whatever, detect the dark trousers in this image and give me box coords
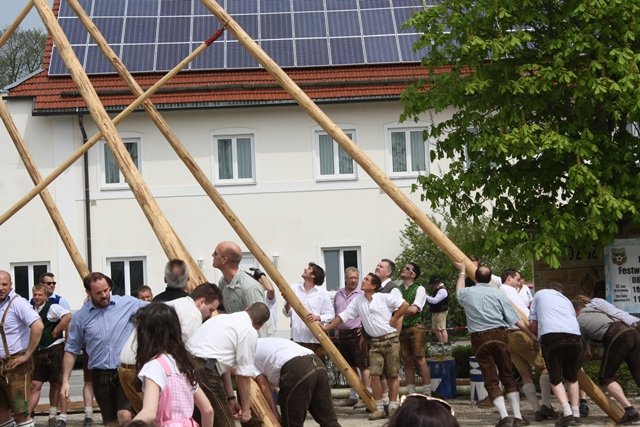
[470,328,518,400]
[600,322,640,387]
[193,357,235,427]
[91,369,132,424]
[540,333,583,385]
[279,354,341,427]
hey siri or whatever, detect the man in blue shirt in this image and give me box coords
[61,272,147,427]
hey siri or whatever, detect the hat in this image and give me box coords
[428,275,443,285]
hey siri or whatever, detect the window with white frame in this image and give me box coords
[11,262,50,299]
[107,257,146,296]
[387,128,429,177]
[322,247,360,291]
[315,130,356,180]
[101,137,141,188]
[212,133,255,184]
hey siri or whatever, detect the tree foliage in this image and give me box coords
[402,0,640,267]
[394,215,532,328]
[0,26,46,89]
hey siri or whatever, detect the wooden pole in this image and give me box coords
[0,23,220,229]
[64,0,227,291]
[0,98,90,279]
[0,1,34,49]
[31,0,206,287]
[578,370,624,422]
[248,378,280,427]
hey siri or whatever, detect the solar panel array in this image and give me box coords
[49,0,430,75]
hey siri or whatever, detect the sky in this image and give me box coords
[1,1,54,31]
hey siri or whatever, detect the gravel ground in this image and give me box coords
[33,396,635,427]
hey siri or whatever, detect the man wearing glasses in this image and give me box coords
[35,273,71,311]
[398,262,431,396]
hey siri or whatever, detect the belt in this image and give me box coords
[371,332,398,342]
[92,368,118,373]
[120,363,136,369]
[471,327,507,336]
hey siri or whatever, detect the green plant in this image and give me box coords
[452,344,473,378]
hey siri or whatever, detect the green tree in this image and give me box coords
[395,215,532,329]
[401,0,640,268]
[0,27,46,89]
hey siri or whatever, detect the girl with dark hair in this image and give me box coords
[388,394,459,427]
[132,303,213,427]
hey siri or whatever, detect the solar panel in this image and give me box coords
[49,0,429,76]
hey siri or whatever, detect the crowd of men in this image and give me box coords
[2,247,640,427]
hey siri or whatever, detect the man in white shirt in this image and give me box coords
[500,269,556,421]
[516,276,534,308]
[28,283,72,427]
[119,282,222,412]
[324,273,409,420]
[529,285,584,427]
[252,337,340,427]
[284,263,334,355]
[187,302,270,427]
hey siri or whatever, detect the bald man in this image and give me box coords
[213,241,273,338]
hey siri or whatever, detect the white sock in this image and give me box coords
[522,383,540,412]
[507,391,522,419]
[420,383,431,396]
[382,392,389,405]
[349,388,358,399]
[539,374,552,407]
[376,399,384,411]
[58,414,67,422]
[493,396,509,419]
[571,406,580,418]
[561,402,572,417]
[406,384,416,394]
[16,421,34,427]
[84,407,93,418]
[48,407,58,419]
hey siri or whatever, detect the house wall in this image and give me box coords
[0,97,454,332]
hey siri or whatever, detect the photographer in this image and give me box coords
[248,267,278,332]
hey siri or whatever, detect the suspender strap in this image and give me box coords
[0,296,19,358]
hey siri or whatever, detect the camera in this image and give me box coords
[248,267,265,281]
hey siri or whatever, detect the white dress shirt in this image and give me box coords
[252,337,313,387]
[529,289,581,338]
[338,292,405,338]
[284,283,334,344]
[500,284,529,330]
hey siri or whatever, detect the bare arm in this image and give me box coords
[529,320,538,336]
[132,378,160,424]
[235,375,253,422]
[258,276,275,301]
[515,319,537,342]
[60,352,78,400]
[390,301,410,327]
[194,388,214,427]
[255,374,279,420]
[53,313,71,338]
[322,316,343,332]
[455,261,467,291]
[9,319,44,369]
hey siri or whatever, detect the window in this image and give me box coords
[10,262,50,299]
[322,247,360,291]
[239,252,259,272]
[315,130,356,180]
[387,128,428,177]
[107,257,146,296]
[212,134,255,184]
[101,136,141,188]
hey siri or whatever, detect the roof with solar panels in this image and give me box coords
[7,0,448,113]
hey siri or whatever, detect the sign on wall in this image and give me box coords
[605,238,640,313]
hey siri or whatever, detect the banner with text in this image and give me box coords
[605,239,640,313]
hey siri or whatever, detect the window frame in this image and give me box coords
[105,256,147,297]
[99,134,143,190]
[313,127,358,181]
[385,125,431,178]
[321,245,361,292]
[211,128,256,185]
[10,261,50,300]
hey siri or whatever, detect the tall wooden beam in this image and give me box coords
[0,98,90,279]
[30,0,206,287]
[0,1,34,49]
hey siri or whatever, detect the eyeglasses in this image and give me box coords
[400,393,455,416]
[403,266,414,273]
[43,281,56,286]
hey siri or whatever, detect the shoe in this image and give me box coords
[619,408,640,424]
[368,409,387,420]
[535,405,558,421]
[55,420,67,427]
[478,396,493,408]
[83,418,93,427]
[383,404,389,416]
[48,418,57,427]
[388,404,399,417]
[579,399,589,418]
[513,417,529,427]
[495,416,513,427]
[353,399,366,409]
[342,398,359,407]
[555,415,580,427]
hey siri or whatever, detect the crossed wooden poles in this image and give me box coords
[0,0,624,424]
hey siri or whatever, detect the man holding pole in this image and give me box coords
[324,273,409,420]
[456,262,534,427]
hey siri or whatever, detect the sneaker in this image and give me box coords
[83,418,93,427]
[579,399,589,418]
[353,400,366,409]
[619,408,640,425]
[477,396,493,408]
[495,416,513,427]
[555,415,580,427]
[55,420,67,427]
[342,398,359,407]
[368,409,387,420]
[535,405,558,421]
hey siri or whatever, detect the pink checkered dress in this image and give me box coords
[154,354,199,427]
